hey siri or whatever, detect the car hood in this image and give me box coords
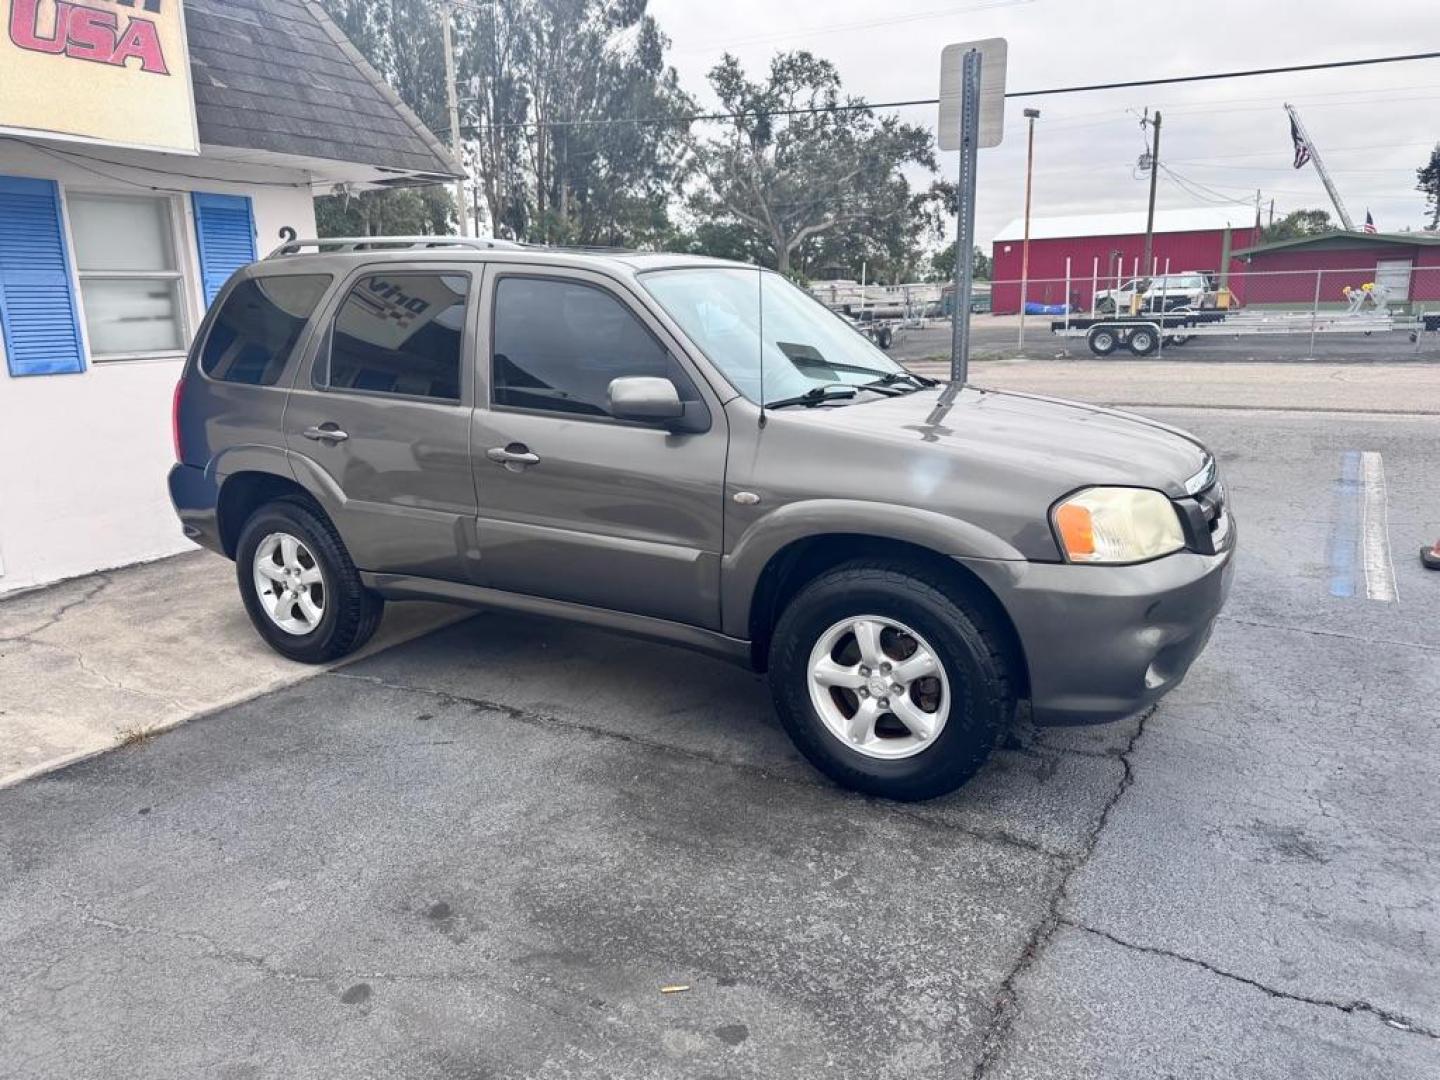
[820,385,1210,497]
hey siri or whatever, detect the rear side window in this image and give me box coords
[492,276,697,417]
[321,273,469,401]
[200,274,331,385]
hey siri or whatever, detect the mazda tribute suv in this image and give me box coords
[169,237,1235,801]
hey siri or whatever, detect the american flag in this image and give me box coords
[1363,210,1377,234]
[1290,115,1311,169]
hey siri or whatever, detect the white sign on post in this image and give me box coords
[938,38,1008,151]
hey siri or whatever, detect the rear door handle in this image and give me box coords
[303,424,348,443]
[486,444,540,471]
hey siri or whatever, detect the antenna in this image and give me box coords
[757,266,767,428]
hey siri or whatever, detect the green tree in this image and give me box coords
[315,0,457,235]
[459,0,692,244]
[688,51,936,275]
[1417,144,1440,230]
[315,186,454,237]
[457,0,531,238]
[928,245,989,282]
[1261,208,1332,243]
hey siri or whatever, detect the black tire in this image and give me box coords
[1166,334,1191,347]
[1127,326,1159,356]
[1087,327,1119,356]
[876,326,893,350]
[234,497,384,663]
[768,560,1016,801]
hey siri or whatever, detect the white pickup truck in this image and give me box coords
[1094,272,1213,314]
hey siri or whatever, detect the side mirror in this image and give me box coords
[608,375,684,422]
[607,376,710,435]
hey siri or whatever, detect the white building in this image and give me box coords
[0,0,459,595]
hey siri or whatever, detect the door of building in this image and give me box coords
[1375,258,1413,301]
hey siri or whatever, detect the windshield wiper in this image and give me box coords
[863,371,938,391]
[764,386,858,410]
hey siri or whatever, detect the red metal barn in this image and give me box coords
[1232,232,1440,308]
[989,209,1259,313]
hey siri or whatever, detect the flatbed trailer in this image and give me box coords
[1052,308,1438,357]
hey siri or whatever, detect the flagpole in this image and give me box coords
[1285,103,1355,231]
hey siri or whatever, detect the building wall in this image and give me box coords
[0,142,316,595]
[1237,244,1440,306]
[989,226,1260,313]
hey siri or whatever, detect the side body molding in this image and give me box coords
[720,498,1024,639]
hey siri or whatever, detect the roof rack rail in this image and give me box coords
[266,236,524,258]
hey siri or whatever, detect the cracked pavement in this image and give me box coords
[0,556,464,786]
[1,407,1437,1078]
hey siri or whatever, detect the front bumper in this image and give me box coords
[959,538,1236,725]
[168,463,224,556]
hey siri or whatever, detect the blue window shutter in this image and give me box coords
[192,193,257,307]
[0,175,85,377]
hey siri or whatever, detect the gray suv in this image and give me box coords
[169,237,1235,801]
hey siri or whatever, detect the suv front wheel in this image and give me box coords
[769,561,1016,801]
[235,497,384,664]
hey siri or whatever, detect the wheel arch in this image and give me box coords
[740,532,1030,698]
[217,469,326,558]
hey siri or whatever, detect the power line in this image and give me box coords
[1157,164,1257,208]
[461,49,1440,132]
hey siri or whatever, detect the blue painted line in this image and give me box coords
[1327,450,1361,598]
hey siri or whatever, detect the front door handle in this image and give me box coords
[487,444,540,471]
[303,423,349,443]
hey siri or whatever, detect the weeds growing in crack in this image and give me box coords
[115,724,160,749]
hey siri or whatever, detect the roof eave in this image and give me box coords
[1235,230,1440,259]
[298,0,463,181]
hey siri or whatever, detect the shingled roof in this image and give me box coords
[185,0,461,180]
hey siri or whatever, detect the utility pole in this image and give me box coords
[1141,109,1161,282]
[1285,103,1354,231]
[1017,107,1040,349]
[441,1,468,236]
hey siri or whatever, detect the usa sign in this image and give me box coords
[1,0,198,154]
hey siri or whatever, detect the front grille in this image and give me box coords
[1180,477,1230,554]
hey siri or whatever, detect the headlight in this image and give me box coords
[1051,487,1185,564]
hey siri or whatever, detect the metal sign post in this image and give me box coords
[939,38,1007,386]
[949,50,981,384]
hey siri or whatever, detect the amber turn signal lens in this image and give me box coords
[1054,503,1095,558]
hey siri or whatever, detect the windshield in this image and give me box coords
[640,267,908,405]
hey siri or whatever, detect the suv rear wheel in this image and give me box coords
[769,561,1015,800]
[235,498,383,663]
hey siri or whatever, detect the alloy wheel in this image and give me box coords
[806,615,951,759]
[252,532,326,636]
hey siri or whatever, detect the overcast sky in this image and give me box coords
[647,0,1438,250]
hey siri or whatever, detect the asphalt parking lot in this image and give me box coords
[3,405,1438,1078]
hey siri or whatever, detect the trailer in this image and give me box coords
[1052,294,1439,357]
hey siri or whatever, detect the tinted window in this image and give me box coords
[642,268,904,405]
[200,275,331,385]
[323,273,469,401]
[492,277,697,417]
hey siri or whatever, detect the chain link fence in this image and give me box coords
[875,265,1440,366]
